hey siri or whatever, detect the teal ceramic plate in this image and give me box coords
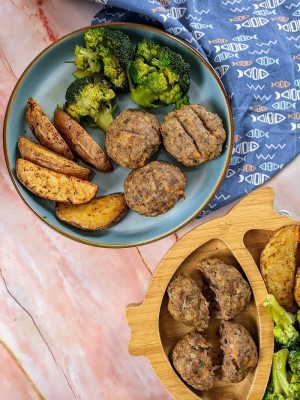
[4,23,234,248]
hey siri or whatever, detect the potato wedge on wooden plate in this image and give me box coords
[54,108,113,172]
[294,269,300,308]
[18,136,93,180]
[260,225,300,308]
[26,97,74,160]
[16,158,98,204]
[55,193,129,231]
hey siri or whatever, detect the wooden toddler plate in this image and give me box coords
[126,187,300,400]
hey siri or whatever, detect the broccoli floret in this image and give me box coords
[289,373,300,398]
[64,76,116,132]
[173,94,190,110]
[73,27,134,91]
[135,39,161,63]
[288,347,300,375]
[73,45,102,77]
[263,294,299,347]
[127,39,191,109]
[272,349,290,396]
[263,385,285,400]
[263,349,290,399]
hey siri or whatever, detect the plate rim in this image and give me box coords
[3,22,234,248]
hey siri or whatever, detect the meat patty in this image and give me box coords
[171,331,214,391]
[167,273,209,331]
[124,161,186,216]
[105,109,161,169]
[160,104,226,167]
[219,321,258,383]
[198,258,252,320]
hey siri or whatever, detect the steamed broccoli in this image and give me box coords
[64,76,116,132]
[288,348,300,375]
[263,294,299,348]
[289,373,300,398]
[263,385,285,400]
[74,27,134,91]
[127,39,190,109]
[73,46,102,77]
[263,348,300,399]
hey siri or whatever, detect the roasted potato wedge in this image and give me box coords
[55,193,129,231]
[16,158,98,204]
[53,108,113,172]
[18,136,93,180]
[26,98,74,160]
[260,225,300,308]
[294,268,300,307]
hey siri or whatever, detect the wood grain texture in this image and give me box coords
[126,187,300,400]
[1,1,300,397]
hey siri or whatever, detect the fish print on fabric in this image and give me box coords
[92,0,300,216]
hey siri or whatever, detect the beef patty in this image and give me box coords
[219,321,258,383]
[198,258,252,320]
[124,161,186,216]
[160,104,226,167]
[171,331,214,391]
[105,109,161,169]
[167,273,209,331]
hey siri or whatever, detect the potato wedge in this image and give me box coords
[53,108,113,172]
[260,225,299,308]
[16,158,98,204]
[55,193,128,231]
[18,136,93,180]
[26,98,74,160]
[294,268,300,307]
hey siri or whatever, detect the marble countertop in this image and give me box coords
[1,1,300,399]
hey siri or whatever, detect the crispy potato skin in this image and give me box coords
[16,158,98,204]
[18,137,93,180]
[26,98,74,160]
[55,193,129,231]
[53,108,113,172]
[260,225,300,308]
[294,268,300,307]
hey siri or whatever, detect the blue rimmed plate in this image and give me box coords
[4,23,234,248]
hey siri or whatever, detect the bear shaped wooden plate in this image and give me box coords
[126,187,300,400]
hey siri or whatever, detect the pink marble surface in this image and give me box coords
[0,1,300,399]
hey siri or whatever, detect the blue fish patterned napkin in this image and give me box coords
[91,0,300,217]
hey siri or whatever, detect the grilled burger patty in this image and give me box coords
[167,273,209,331]
[219,320,258,383]
[160,104,226,167]
[171,331,214,391]
[124,161,186,217]
[105,109,161,169]
[198,258,252,320]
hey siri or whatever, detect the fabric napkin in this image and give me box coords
[91,0,300,217]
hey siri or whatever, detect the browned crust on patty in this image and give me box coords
[124,161,186,216]
[160,104,226,167]
[219,321,258,383]
[171,331,214,391]
[105,109,161,169]
[198,258,252,320]
[167,273,209,331]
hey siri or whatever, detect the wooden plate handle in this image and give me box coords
[126,302,154,356]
